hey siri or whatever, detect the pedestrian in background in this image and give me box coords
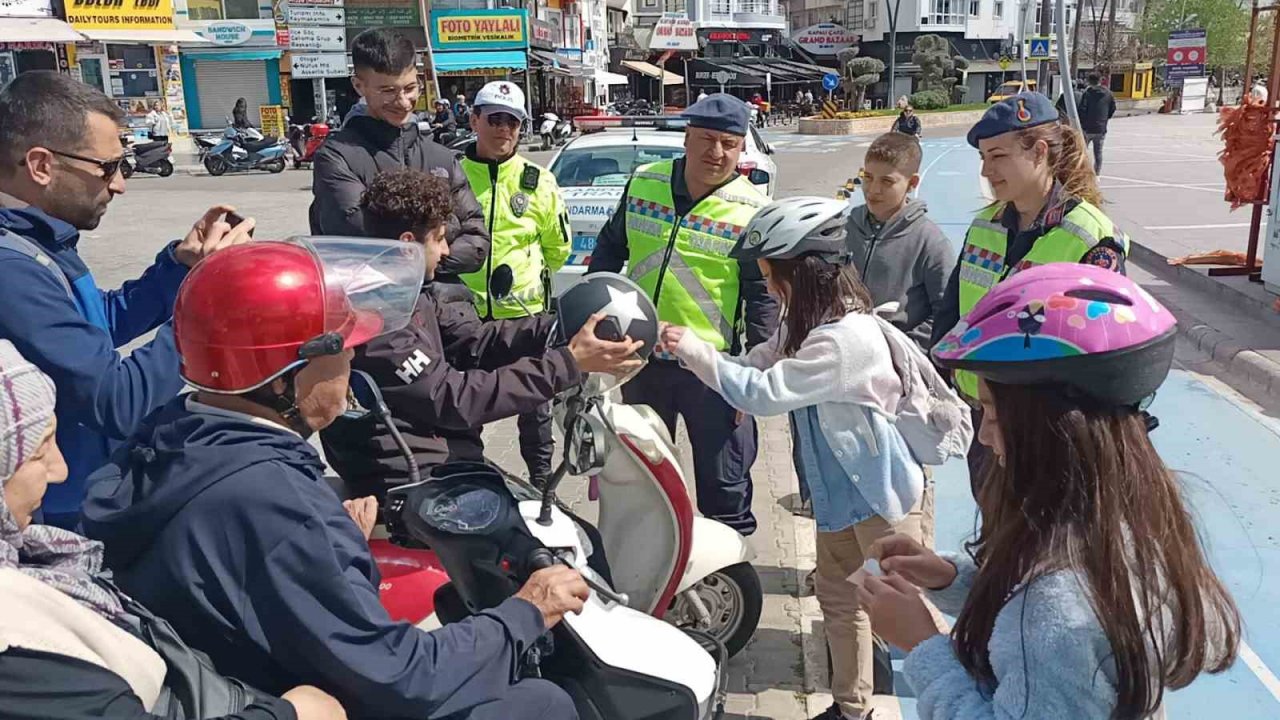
[893,97,922,137]
[232,97,252,129]
[0,71,253,528]
[932,92,1129,497]
[1078,72,1116,173]
[145,99,173,143]
[588,93,779,536]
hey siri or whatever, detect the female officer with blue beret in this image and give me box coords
[929,92,1129,490]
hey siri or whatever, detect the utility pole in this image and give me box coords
[1037,0,1052,94]
[1056,0,1081,128]
[885,0,903,103]
[1019,0,1032,86]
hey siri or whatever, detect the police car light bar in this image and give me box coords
[574,115,690,133]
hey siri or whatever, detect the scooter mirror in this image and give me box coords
[490,264,515,301]
[343,370,385,421]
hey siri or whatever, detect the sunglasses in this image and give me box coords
[48,148,127,180]
[483,113,522,130]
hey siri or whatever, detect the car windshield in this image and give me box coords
[551,144,685,187]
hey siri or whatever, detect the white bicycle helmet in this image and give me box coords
[730,196,851,263]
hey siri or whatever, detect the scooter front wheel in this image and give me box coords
[204,155,229,176]
[668,561,762,659]
[155,159,174,177]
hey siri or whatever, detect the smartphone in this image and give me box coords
[225,211,254,237]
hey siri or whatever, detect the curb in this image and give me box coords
[1129,242,1280,398]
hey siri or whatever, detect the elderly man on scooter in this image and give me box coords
[321,168,640,500]
[81,238,588,720]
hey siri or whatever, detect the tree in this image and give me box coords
[838,48,885,110]
[1139,0,1251,69]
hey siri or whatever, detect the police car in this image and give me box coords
[549,115,778,290]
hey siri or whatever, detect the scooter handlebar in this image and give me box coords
[527,548,630,607]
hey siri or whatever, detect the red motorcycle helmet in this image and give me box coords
[175,238,424,393]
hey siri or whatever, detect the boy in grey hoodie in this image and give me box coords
[845,132,956,351]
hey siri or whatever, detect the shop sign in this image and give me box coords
[202,21,253,46]
[1,0,55,16]
[648,12,696,52]
[0,42,55,50]
[345,0,418,27]
[289,6,345,25]
[289,0,344,6]
[290,25,346,52]
[290,52,347,78]
[430,9,527,51]
[259,104,286,140]
[704,31,751,42]
[62,0,175,30]
[792,23,858,55]
[531,18,556,50]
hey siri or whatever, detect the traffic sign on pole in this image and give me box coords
[1028,36,1051,60]
[822,73,839,91]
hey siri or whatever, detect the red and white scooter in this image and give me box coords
[370,271,762,658]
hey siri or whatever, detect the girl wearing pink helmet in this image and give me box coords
[856,263,1241,719]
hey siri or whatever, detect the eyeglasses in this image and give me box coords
[371,83,423,102]
[483,113,522,130]
[48,148,127,180]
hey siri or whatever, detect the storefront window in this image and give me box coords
[107,45,160,98]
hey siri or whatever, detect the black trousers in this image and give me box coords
[621,360,758,535]
[517,401,555,484]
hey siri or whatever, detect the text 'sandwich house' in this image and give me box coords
[428,8,529,107]
[63,0,208,131]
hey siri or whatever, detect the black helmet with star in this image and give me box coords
[550,272,658,360]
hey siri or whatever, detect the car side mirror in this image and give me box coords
[344,370,386,421]
[748,168,771,186]
[490,263,515,301]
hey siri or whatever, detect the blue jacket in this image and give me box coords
[904,553,1142,718]
[0,207,187,517]
[81,396,549,720]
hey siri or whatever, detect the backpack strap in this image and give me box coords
[0,229,74,299]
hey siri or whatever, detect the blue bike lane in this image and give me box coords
[891,137,1280,718]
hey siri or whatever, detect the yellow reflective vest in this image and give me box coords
[953,199,1129,399]
[624,160,767,352]
[461,153,571,319]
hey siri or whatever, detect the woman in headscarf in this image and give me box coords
[233,97,252,129]
[0,340,346,720]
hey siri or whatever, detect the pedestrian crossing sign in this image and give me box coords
[1029,36,1051,60]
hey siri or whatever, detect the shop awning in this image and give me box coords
[181,48,284,62]
[530,49,590,77]
[621,60,682,86]
[0,17,86,43]
[79,29,212,44]
[597,70,629,86]
[433,50,527,74]
[686,58,767,88]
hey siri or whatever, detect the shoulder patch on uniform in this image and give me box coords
[1081,243,1123,271]
[520,164,540,191]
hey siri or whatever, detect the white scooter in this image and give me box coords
[539,112,572,150]
[491,267,763,657]
[351,371,728,719]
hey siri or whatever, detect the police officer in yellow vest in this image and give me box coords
[460,80,572,487]
[930,92,1129,489]
[589,94,779,535]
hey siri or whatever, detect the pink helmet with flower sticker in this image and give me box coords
[932,263,1176,406]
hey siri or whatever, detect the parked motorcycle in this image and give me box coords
[204,125,287,176]
[119,134,173,178]
[538,112,572,150]
[345,370,727,720]
[287,120,330,169]
[193,133,220,164]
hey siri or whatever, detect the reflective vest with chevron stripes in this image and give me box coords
[624,160,766,352]
[953,199,1129,400]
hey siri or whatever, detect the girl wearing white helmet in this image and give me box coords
[660,196,933,720]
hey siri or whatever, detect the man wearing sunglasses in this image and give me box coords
[0,71,254,528]
[310,27,489,305]
[457,80,571,489]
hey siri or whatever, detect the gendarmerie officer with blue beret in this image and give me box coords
[930,92,1130,492]
[588,93,779,536]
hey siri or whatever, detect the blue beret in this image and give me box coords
[681,93,750,137]
[967,92,1059,147]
